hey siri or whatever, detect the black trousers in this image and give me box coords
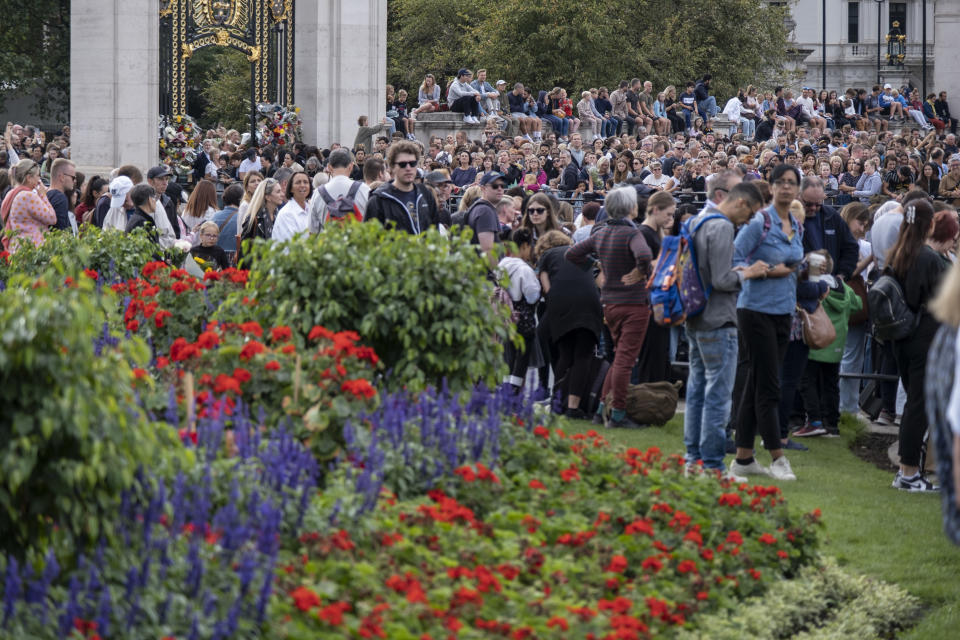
[892,326,936,467]
[801,359,841,428]
[553,328,597,406]
[878,339,899,414]
[450,96,480,117]
[634,320,671,384]
[735,309,791,451]
[778,339,809,439]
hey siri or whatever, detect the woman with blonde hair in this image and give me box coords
[236,170,263,225]
[238,177,283,251]
[413,74,441,117]
[1,159,56,251]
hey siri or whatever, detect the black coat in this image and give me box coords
[193,151,211,184]
[802,203,860,280]
[364,182,438,235]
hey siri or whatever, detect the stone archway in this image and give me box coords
[70,0,386,175]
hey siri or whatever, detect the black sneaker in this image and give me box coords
[608,415,648,429]
[592,412,605,425]
[891,471,940,492]
[565,408,588,421]
[823,426,840,438]
[782,439,809,451]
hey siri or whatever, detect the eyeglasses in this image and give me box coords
[488,183,505,189]
[527,207,547,214]
[393,160,417,168]
[63,174,76,180]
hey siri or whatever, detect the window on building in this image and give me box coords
[848,1,860,43]
[889,2,906,35]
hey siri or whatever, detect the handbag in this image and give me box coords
[798,303,836,350]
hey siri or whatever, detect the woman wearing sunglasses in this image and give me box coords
[520,193,564,242]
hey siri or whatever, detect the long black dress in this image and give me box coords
[634,224,671,383]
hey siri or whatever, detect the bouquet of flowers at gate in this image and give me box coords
[257,103,302,147]
[159,114,203,176]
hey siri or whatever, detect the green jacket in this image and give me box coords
[808,281,862,363]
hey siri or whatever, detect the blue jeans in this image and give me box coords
[541,115,568,137]
[602,117,618,138]
[698,97,718,120]
[739,117,756,139]
[839,323,868,413]
[684,326,738,470]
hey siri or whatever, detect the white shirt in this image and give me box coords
[307,174,371,223]
[498,257,540,304]
[238,157,262,176]
[271,198,310,241]
[643,173,672,189]
[722,97,743,120]
[796,96,816,118]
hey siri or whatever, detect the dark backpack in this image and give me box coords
[868,269,918,342]
[310,181,362,232]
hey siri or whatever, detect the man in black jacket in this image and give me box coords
[935,91,957,135]
[364,140,437,235]
[192,139,214,184]
[799,175,859,280]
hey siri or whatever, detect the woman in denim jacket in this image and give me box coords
[730,164,805,481]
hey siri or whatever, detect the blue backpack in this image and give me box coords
[648,213,727,326]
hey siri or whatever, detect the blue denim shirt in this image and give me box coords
[734,206,804,315]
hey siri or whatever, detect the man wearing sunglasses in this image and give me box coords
[47,157,77,234]
[365,140,437,235]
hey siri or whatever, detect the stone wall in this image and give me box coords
[71,0,159,175]
[296,0,388,148]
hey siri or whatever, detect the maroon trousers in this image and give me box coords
[601,303,651,410]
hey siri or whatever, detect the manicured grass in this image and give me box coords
[563,413,960,638]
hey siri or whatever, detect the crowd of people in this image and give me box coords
[2,72,960,498]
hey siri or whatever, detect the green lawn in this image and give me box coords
[563,413,960,638]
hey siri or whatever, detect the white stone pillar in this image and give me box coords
[934,0,960,97]
[71,0,159,176]
[295,0,387,148]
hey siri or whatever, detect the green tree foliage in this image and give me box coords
[195,46,252,132]
[0,0,70,121]
[388,0,790,102]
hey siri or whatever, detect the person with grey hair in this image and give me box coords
[705,169,742,206]
[565,186,652,429]
[308,147,369,231]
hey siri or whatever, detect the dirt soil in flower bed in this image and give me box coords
[850,432,899,472]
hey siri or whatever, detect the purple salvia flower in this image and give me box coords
[3,557,21,626]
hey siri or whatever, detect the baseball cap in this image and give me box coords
[109,176,134,209]
[883,83,892,89]
[496,80,506,86]
[424,170,453,185]
[147,165,173,180]
[479,171,505,186]
[457,68,471,78]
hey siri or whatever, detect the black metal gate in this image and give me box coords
[159,0,295,122]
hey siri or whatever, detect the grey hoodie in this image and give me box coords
[686,206,744,332]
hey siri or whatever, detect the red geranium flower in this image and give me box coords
[239,321,263,337]
[232,367,252,383]
[290,586,321,612]
[318,601,350,625]
[213,374,241,395]
[528,479,545,490]
[606,555,628,573]
[758,533,778,545]
[264,360,281,371]
[154,309,173,328]
[126,319,139,332]
[82,268,98,280]
[239,340,266,361]
[270,325,292,342]
[196,331,220,349]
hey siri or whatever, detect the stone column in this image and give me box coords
[71,0,159,176]
[934,0,960,97]
[296,0,387,148]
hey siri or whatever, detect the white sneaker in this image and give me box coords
[720,469,747,483]
[729,460,771,478]
[463,115,472,124]
[470,116,481,124]
[769,456,797,481]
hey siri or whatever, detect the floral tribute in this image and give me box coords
[257,103,302,147]
[273,425,823,638]
[158,114,203,176]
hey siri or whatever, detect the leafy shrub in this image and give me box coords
[275,426,823,637]
[115,261,248,354]
[0,410,319,639]
[148,320,381,460]
[0,272,179,554]
[220,222,511,390]
[0,227,184,283]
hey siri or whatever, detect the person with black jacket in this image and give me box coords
[124,184,161,244]
[887,199,948,492]
[754,110,778,143]
[798,176,859,280]
[364,140,437,235]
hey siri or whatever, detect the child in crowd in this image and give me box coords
[498,228,541,392]
[800,250,862,437]
[190,221,231,270]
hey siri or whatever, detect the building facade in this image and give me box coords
[787,0,959,97]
